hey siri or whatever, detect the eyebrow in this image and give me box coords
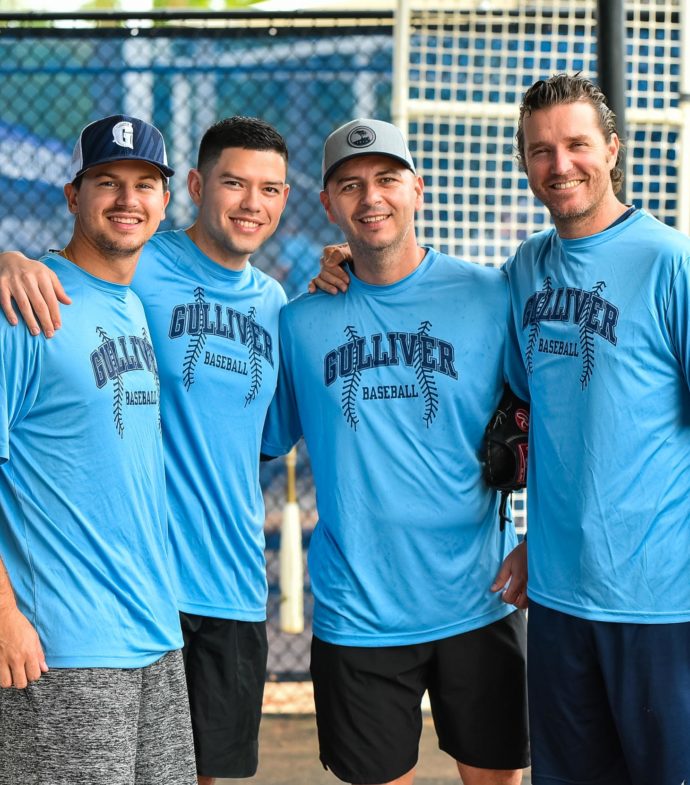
[91,170,158,181]
[217,171,285,186]
[527,133,592,151]
[335,168,401,185]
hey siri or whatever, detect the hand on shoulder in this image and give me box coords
[0,251,71,338]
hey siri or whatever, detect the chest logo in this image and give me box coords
[323,321,458,430]
[522,277,619,390]
[169,287,275,407]
[91,326,160,437]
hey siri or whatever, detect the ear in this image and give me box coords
[161,189,171,221]
[320,190,337,224]
[64,182,79,215]
[280,183,290,212]
[187,168,203,207]
[607,133,620,171]
[413,174,424,211]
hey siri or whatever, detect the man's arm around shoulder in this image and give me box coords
[0,251,72,338]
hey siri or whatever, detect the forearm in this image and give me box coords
[0,557,17,614]
[0,250,72,337]
[0,555,48,688]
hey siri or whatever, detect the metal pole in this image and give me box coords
[597,0,627,203]
[392,0,411,132]
[279,446,304,634]
[678,0,690,234]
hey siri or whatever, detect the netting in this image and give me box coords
[0,12,393,298]
[404,0,683,266]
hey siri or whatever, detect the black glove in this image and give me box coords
[481,385,530,529]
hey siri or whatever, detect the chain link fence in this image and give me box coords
[0,11,393,292]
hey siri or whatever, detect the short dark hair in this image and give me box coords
[196,116,289,173]
[516,73,625,195]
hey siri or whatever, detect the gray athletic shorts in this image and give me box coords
[0,649,196,785]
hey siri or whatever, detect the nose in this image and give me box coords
[359,181,383,207]
[551,146,573,175]
[115,184,139,207]
[240,187,261,212]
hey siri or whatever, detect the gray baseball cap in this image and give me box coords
[322,118,416,187]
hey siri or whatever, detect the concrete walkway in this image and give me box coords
[219,715,532,785]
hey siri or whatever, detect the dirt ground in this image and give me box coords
[218,714,532,785]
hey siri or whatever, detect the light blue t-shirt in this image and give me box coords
[133,230,286,620]
[505,209,690,623]
[0,254,182,668]
[262,248,518,646]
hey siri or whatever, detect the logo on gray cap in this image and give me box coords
[347,126,377,149]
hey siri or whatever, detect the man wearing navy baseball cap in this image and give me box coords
[0,115,195,784]
[70,114,175,181]
[262,117,529,785]
[0,115,291,785]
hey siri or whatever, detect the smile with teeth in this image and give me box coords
[551,180,583,190]
[108,215,142,225]
[359,215,389,224]
[232,218,261,229]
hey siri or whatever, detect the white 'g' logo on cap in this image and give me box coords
[347,126,376,148]
[112,121,134,150]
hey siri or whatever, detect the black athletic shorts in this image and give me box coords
[310,611,529,785]
[180,612,268,779]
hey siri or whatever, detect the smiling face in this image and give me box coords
[320,154,423,280]
[64,159,169,281]
[521,100,624,238]
[186,146,290,270]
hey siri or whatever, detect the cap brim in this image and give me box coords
[323,152,415,187]
[73,154,174,180]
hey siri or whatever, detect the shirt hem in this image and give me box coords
[529,592,690,624]
[45,647,180,669]
[313,606,513,647]
[260,438,290,458]
[178,600,266,622]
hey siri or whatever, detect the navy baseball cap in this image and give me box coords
[322,118,416,187]
[70,115,174,181]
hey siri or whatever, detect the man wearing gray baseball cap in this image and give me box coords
[261,118,529,785]
[321,118,416,186]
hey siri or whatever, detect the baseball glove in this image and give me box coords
[481,385,530,529]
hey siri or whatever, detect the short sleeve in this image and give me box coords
[666,257,690,391]
[260,315,302,457]
[0,322,42,463]
[502,266,530,400]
